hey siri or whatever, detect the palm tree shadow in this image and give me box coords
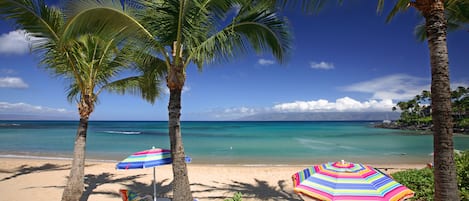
[0,163,69,182]
[192,179,302,200]
[122,178,173,199]
[79,171,173,201]
[79,172,146,201]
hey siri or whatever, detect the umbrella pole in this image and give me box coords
[153,166,156,201]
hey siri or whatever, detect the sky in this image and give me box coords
[0,1,468,121]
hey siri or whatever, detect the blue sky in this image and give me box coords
[0,1,468,121]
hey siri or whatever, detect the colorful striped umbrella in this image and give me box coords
[116,147,191,201]
[292,160,414,201]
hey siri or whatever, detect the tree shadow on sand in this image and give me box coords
[192,179,302,200]
[79,172,173,201]
[0,163,69,182]
[121,178,173,199]
[79,172,145,201]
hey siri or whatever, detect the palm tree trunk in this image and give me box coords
[167,64,193,201]
[168,89,193,201]
[61,118,88,201]
[423,0,459,200]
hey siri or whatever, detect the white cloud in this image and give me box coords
[199,97,395,120]
[258,59,275,66]
[0,30,32,55]
[223,107,256,115]
[272,97,394,112]
[0,77,28,88]
[342,74,429,100]
[310,61,334,70]
[0,101,72,115]
[193,106,260,120]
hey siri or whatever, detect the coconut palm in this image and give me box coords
[0,1,163,200]
[62,0,292,200]
[135,1,292,200]
[378,0,469,200]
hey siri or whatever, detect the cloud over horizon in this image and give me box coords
[199,97,396,120]
[272,97,394,112]
[0,101,73,116]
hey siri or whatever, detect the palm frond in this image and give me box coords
[273,0,331,14]
[188,1,291,66]
[136,0,182,46]
[102,75,164,104]
[376,0,412,23]
[100,44,167,104]
[413,0,469,41]
[0,0,63,42]
[446,0,469,31]
[66,83,80,103]
[414,23,426,42]
[376,0,385,15]
[61,0,154,46]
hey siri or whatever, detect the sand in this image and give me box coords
[0,157,425,201]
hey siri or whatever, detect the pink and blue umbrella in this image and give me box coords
[292,160,414,201]
[116,147,191,201]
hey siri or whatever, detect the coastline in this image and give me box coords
[373,122,469,135]
[0,151,432,166]
[0,156,427,201]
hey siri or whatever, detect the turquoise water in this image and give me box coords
[1,121,468,165]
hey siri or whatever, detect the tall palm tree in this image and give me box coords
[378,0,468,200]
[0,1,163,201]
[151,1,289,198]
[64,0,292,200]
[135,1,292,200]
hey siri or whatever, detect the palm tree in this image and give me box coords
[136,1,292,200]
[0,1,163,200]
[378,0,468,200]
[63,0,292,200]
[452,86,469,119]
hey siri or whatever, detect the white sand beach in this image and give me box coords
[0,158,426,201]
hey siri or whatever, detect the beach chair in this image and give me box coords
[119,189,153,201]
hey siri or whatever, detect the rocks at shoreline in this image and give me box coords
[373,122,468,134]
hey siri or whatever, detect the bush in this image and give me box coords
[391,150,469,200]
[392,168,434,201]
[456,118,469,128]
[455,151,469,200]
[224,192,242,201]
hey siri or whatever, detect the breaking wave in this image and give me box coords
[103,130,142,135]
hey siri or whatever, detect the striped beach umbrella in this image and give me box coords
[116,147,191,201]
[292,160,414,201]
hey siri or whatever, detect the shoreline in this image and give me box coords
[0,151,431,166]
[0,157,427,201]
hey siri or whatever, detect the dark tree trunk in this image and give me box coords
[167,64,193,201]
[61,118,88,201]
[421,0,459,200]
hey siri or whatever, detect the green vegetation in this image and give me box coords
[379,0,468,199]
[0,1,164,200]
[391,150,469,201]
[392,86,469,133]
[224,192,243,201]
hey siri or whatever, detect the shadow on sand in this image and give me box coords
[192,179,302,200]
[0,163,69,182]
[80,172,173,201]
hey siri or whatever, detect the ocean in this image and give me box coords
[1,120,468,165]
